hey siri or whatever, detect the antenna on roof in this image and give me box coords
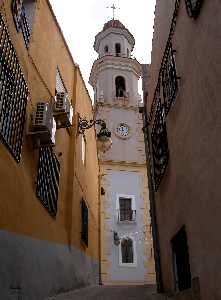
[106,3,120,20]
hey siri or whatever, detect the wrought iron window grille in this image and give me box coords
[11,0,31,48]
[185,0,204,18]
[151,99,169,191]
[161,43,179,116]
[36,147,60,217]
[148,0,181,124]
[81,199,88,247]
[0,14,29,162]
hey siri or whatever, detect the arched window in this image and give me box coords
[121,238,134,263]
[104,45,108,53]
[115,76,126,97]
[115,43,121,56]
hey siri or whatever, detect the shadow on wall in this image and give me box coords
[0,230,99,300]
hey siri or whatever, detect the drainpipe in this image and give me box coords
[98,171,102,285]
[141,102,164,293]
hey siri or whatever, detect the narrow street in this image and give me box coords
[46,285,164,300]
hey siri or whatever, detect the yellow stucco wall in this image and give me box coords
[0,0,99,260]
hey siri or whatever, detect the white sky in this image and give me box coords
[49,0,156,99]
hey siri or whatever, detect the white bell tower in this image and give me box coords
[89,19,155,285]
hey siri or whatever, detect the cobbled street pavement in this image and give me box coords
[46,285,166,300]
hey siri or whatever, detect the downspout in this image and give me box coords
[98,171,102,285]
[142,100,164,293]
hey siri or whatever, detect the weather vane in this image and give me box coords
[106,3,120,20]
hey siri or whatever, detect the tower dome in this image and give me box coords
[103,19,126,31]
[94,19,135,54]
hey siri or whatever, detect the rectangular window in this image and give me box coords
[119,237,137,267]
[0,14,29,162]
[11,0,36,48]
[36,147,60,217]
[56,68,67,94]
[119,198,134,221]
[171,227,192,291]
[117,194,136,222]
[185,0,203,18]
[81,199,88,247]
[81,135,86,165]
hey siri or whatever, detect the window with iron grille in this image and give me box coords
[81,199,88,246]
[185,0,203,18]
[162,42,179,116]
[118,197,136,222]
[121,238,134,264]
[0,14,29,163]
[11,0,36,48]
[56,68,67,94]
[151,98,169,191]
[36,147,60,217]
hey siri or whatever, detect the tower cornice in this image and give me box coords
[89,56,142,88]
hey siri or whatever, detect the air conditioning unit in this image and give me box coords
[53,92,73,128]
[30,102,56,147]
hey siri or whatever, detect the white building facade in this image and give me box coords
[89,19,155,285]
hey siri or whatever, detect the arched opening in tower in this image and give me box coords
[115,43,121,56]
[115,76,126,97]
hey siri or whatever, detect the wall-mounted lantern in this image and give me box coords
[78,115,112,153]
[113,231,120,246]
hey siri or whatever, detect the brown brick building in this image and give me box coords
[142,0,221,299]
[0,1,100,299]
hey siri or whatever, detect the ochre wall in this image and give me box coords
[0,0,99,259]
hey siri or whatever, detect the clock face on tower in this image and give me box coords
[115,123,130,139]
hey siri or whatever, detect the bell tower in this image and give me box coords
[89,19,155,285]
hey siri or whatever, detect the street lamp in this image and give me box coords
[78,116,112,153]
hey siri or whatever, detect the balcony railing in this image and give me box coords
[117,209,136,222]
[11,0,31,48]
[0,13,29,162]
[185,0,204,18]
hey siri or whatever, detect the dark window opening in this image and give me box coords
[115,43,121,56]
[121,238,134,263]
[104,45,108,53]
[127,48,129,57]
[11,0,36,48]
[171,227,192,291]
[36,147,60,217]
[185,0,203,18]
[81,199,88,246]
[119,197,136,221]
[115,76,126,97]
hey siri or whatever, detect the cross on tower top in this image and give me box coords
[106,3,120,20]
